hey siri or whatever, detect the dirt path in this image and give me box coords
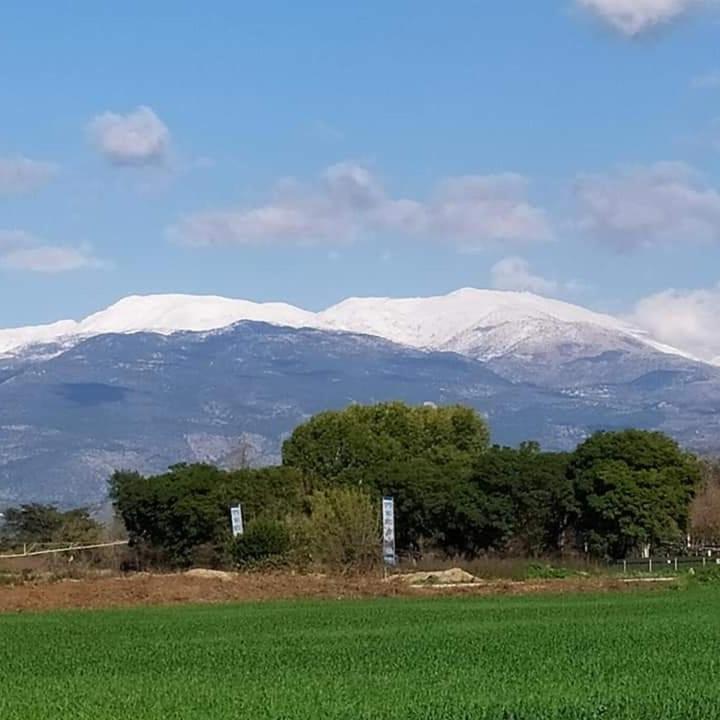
[0,571,659,613]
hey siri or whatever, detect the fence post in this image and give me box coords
[649,558,653,573]
[674,558,678,572]
[623,559,627,574]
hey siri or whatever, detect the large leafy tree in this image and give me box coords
[282,402,490,485]
[378,455,489,555]
[570,430,702,559]
[282,402,491,555]
[470,443,575,555]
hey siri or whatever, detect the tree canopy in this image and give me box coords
[109,464,308,565]
[108,404,704,565]
[0,504,102,547]
[282,402,490,485]
[469,443,575,556]
[570,430,702,558]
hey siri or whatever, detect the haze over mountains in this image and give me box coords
[1,288,719,506]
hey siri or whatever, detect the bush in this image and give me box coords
[690,565,720,585]
[232,518,292,568]
[525,562,572,580]
[307,487,380,571]
[190,542,229,569]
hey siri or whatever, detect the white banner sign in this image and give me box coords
[382,496,396,566]
[230,505,244,537]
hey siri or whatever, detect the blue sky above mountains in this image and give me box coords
[1,0,720,360]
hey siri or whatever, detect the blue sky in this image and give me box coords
[1,0,720,358]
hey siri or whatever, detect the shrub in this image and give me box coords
[307,487,380,571]
[691,565,720,585]
[190,542,229,569]
[525,562,572,580]
[232,518,292,568]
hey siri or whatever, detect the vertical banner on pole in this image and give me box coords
[230,505,244,537]
[382,496,396,566]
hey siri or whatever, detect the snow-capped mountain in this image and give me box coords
[0,294,317,356]
[0,289,698,371]
[319,288,692,362]
[2,291,720,505]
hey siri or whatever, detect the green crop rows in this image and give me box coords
[1,589,719,719]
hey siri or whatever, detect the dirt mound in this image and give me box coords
[387,568,479,585]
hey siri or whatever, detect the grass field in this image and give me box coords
[1,588,719,719]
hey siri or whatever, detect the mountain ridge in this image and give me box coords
[2,316,719,506]
[0,288,702,366]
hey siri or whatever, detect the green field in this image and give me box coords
[1,588,719,719]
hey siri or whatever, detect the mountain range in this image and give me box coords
[1,289,719,506]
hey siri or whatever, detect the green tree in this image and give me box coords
[233,518,292,567]
[379,455,488,556]
[282,402,490,486]
[569,430,702,559]
[109,464,308,566]
[470,444,575,555]
[0,504,102,546]
[282,402,491,555]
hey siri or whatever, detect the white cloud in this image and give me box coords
[491,257,559,295]
[430,175,554,249]
[574,162,720,249]
[692,70,720,89]
[577,0,704,36]
[0,157,56,194]
[170,163,553,249]
[631,285,720,363]
[0,231,103,273]
[88,106,170,166]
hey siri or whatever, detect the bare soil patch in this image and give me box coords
[0,570,664,613]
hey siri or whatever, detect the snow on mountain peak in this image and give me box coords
[318,288,701,364]
[0,288,699,364]
[319,288,640,350]
[0,294,318,357]
[77,294,317,335]
[0,319,79,357]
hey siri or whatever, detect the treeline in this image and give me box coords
[0,504,103,550]
[108,402,707,568]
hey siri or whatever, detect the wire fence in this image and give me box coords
[0,540,128,560]
[612,555,720,574]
